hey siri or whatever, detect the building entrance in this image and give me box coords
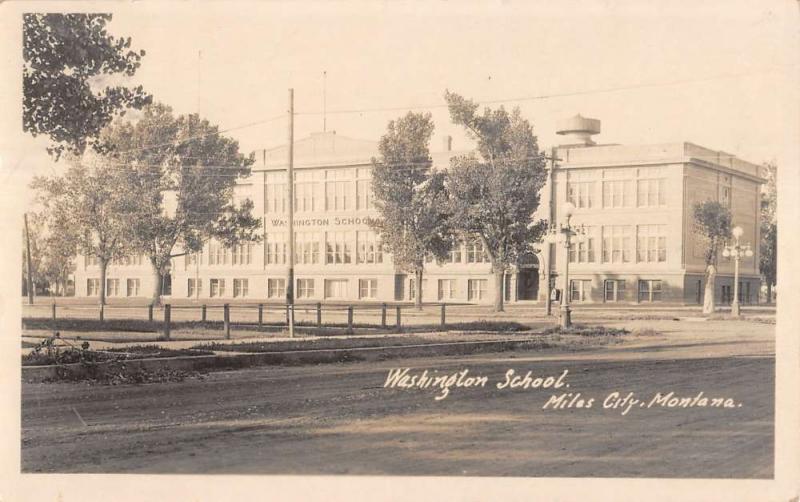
[517,269,539,300]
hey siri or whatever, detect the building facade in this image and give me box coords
[73,117,765,305]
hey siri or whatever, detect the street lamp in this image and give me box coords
[544,202,586,328]
[722,225,754,317]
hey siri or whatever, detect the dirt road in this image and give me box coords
[22,337,774,477]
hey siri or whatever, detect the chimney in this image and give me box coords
[556,115,601,147]
[442,135,452,152]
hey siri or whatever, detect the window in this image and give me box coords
[604,280,625,302]
[115,255,143,266]
[295,232,321,264]
[438,279,457,301]
[359,278,378,299]
[638,280,663,302]
[187,278,201,298]
[721,284,732,304]
[637,225,667,263]
[447,242,463,264]
[636,178,666,207]
[324,279,348,299]
[466,238,488,263]
[106,278,120,297]
[569,227,596,263]
[356,231,383,264]
[297,279,315,299]
[87,278,100,296]
[325,169,353,211]
[567,181,595,209]
[231,244,252,265]
[326,231,353,264]
[267,278,286,299]
[208,241,229,265]
[467,279,488,301]
[185,251,202,268]
[85,255,99,267]
[409,278,428,300]
[265,233,287,265]
[210,279,225,298]
[602,180,634,208]
[126,278,140,297]
[233,278,249,298]
[570,279,591,302]
[294,170,323,212]
[265,172,287,213]
[602,226,633,263]
[356,168,374,210]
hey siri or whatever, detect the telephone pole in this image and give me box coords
[24,213,34,305]
[544,148,561,316]
[286,89,295,338]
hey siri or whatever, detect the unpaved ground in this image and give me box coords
[21,319,774,477]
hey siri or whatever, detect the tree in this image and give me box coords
[693,200,732,314]
[31,156,133,305]
[759,163,777,303]
[23,13,151,159]
[40,212,78,296]
[444,91,549,312]
[370,112,454,310]
[102,103,261,305]
[21,213,45,299]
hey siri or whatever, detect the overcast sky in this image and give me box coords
[2,0,798,201]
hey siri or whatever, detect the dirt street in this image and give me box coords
[22,322,774,477]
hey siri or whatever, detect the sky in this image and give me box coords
[1,0,798,203]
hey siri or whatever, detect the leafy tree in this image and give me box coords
[693,200,732,314]
[444,91,548,312]
[21,213,46,298]
[102,103,261,304]
[40,212,78,296]
[23,13,151,158]
[759,163,777,303]
[31,156,134,305]
[370,112,454,310]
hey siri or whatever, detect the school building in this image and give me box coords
[73,115,766,305]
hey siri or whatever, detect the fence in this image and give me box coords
[22,301,468,340]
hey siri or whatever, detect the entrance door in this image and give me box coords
[517,269,539,300]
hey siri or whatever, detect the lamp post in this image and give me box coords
[544,202,586,328]
[722,225,753,317]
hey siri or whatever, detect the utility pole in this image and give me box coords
[286,88,295,338]
[24,213,34,305]
[323,70,327,133]
[544,148,559,316]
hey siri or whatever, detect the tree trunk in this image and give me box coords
[151,265,163,307]
[494,269,505,313]
[99,258,109,306]
[702,264,716,315]
[414,268,423,311]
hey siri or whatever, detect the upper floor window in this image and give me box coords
[325,169,353,211]
[465,238,489,263]
[636,225,667,263]
[294,170,323,212]
[602,180,634,208]
[265,171,287,213]
[567,181,595,209]
[602,225,633,264]
[636,178,665,207]
[356,168,374,211]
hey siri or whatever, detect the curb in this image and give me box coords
[22,338,548,383]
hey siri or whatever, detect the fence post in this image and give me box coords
[51,302,57,335]
[258,304,263,328]
[224,303,231,340]
[148,303,154,322]
[381,303,387,329]
[347,305,354,334]
[441,303,446,328]
[201,304,207,322]
[316,302,322,327]
[396,305,402,332]
[163,304,171,340]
